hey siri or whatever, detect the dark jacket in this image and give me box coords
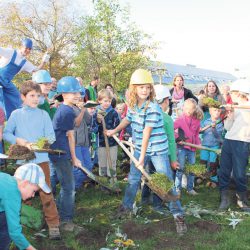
[97,105,120,147]
[169,87,198,116]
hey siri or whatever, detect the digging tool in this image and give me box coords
[100,114,116,185]
[112,134,179,202]
[178,141,221,155]
[220,104,250,110]
[199,116,227,133]
[77,164,121,193]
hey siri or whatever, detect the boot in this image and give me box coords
[218,190,230,210]
[236,191,250,212]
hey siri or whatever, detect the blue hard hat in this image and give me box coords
[57,76,83,93]
[22,38,33,49]
[80,88,86,98]
[32,70,52,84]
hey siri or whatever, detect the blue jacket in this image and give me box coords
[97,105,120,147]
[201,117,224,147]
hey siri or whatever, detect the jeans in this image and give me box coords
[73,146,93,189]
[0,212,11,250]
[49,160,58,196]
[51,159,75,222]
[176,147,196,192]
[219,139,250,192]
[123,151,184,217]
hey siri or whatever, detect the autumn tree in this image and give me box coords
[0,0,78,82]
[73,0,158,91]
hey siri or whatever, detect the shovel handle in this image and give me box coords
[180,141,221,155]
[112,135,151,180]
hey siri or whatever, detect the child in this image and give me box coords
[96,89,120,178]
[107,69,187,235]
[174,98,203,195]
[116,103,126,121]
[32,70,57,119]
[200,106,224,185]
[141,84,181,214]
[49,76,82,232]
[0,163,50,250]
[73,95,99,189]
[3,80,61,239]
[219,79,250,211]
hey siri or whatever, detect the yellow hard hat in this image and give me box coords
[130,69,154,85]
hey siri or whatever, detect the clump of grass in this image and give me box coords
[202,97,221,108]
[185,164,207,176]
[149,173,173,192]
[35,137,50,149]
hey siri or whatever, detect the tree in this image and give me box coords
[73,0,158,91]
[0,0,78,81]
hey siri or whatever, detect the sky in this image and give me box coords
[80,0,250,77]
[12,0,250,76]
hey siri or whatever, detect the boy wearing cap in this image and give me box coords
[49,76,82,232]
[0,38,49,118]
[0,163,50,250]
[3,80,61,239]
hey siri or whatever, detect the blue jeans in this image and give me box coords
[51,159,75,222]
[176,147,196,192]
[73,146,93,189]
[0,212,11,250]
[123,151,184,217]
[219,139,250,192]
[49,161,58,196]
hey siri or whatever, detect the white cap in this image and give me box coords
[154,84,171,102]
[14,163,51,193]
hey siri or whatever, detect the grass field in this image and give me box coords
[3,157,250,250]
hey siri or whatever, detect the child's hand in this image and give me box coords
[211,122,216,128]
[171,161,180,170]
[73,158,82,168]
[97,113,103,123]
[106,129,116,137]
[16,138,33,149]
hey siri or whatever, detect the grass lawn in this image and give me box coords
[2,157,250,250]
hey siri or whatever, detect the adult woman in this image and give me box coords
[105,83,117,108]
[169,74,198,117]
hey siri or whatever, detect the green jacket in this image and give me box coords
[38,99,57,120]
[87,85,97,101]
[162,112,177,162]
[0,173,30,250]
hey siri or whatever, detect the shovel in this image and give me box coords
[178,141,221,155]
[199,116,227,133]
[112,135,179,202]
[220,104,250,110]
[77,164,121,193]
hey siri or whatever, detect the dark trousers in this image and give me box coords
[219,139,250,192]
[0,212,11,250]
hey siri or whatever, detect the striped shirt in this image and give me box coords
[126,101,168,155]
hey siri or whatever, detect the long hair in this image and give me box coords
[128,84,155,111]
[184,98,204,120]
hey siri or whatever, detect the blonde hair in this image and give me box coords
[128,84,155,111]
[97,89,112,101]
[184,98,204,120]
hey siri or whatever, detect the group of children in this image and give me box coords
[0,66,250,249]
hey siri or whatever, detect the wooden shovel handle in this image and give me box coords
[179,141,221,154]
[112,135,151,180]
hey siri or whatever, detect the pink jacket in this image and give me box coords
[174,114,201,151]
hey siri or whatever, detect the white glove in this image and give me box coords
[42,53,50,63]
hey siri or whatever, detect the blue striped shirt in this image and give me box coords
[126,101,168,155]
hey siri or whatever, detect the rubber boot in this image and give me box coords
[218,190,230,210]
[236,191,250,212]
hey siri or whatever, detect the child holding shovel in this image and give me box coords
[3,80,61,239]
[106,69,187,235]
[174,98,203,195]
[199,104,224,186]
[96,89,120,181]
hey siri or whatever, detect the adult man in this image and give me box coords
[0,38,49,118]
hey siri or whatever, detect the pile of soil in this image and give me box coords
[8,144,35,160]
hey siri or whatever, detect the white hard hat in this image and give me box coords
[231,79,250,94]
[154,84,171,102]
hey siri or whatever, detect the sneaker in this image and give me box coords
[187,190,198,196]
[49,227,61,240]
[153,206,170,216]
[60,221,83,233]
[181,174,187,189]
[174,216,187,236]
